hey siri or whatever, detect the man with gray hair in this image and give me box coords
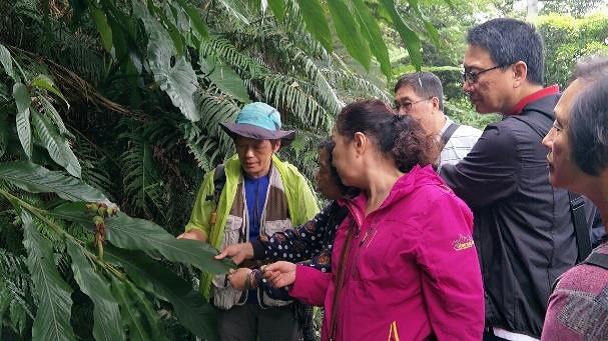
[394,72,482,170]
[541,55,608,340]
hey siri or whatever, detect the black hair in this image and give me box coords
[335,100,438,172]
[569,76,608,176]
[467,18,544,85]
[318,139,359,197]
[394,72,444,111]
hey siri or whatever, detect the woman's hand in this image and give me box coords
[227,268,252,290]
[263,261,297,288]
[215,242,254,265]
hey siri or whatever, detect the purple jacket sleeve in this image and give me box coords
[415,194,485,340]
[289,265,331,307]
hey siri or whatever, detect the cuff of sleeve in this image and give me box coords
[251,240,266,260]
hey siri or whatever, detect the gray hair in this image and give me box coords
[394,72,444,111]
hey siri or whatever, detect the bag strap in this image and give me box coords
[207,164,226,226]
[440,122,460,149]
[329,220,356,341]
[569,191,592,262]
[582,252,608,270]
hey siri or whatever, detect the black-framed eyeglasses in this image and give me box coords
[394,98,431,112]
[462,65,506,84]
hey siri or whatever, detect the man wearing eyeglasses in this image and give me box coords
[440,18,577,341]
[394,72,482,171]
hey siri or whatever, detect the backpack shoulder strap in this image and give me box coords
[582,252,608,270]
[569,191,592,262]
[440,122,460,149]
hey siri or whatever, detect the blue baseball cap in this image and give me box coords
[221,102,295,145]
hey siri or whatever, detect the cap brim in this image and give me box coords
[221,123,296,146]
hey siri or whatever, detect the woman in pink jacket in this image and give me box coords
[264,100,484,341]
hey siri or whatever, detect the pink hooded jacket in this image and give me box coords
[290,165,484,341]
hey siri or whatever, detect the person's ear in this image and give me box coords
[353,132,367,157]
[272,139,282,153]
[513,61,528,88]
[430,96,440,112]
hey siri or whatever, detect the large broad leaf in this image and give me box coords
[92,8,113,54]
[13,82,32,158]
[31,109,81,178]
[327,0,371,70]
[110,278,154,341]
[104,212,233,274]
[215,0,250,25]
[174,0,209,39]
[31,75,69,107]
[66,240,124,341]
[352,0,391,78]
[105,246,220,341]
[38,96,72,137]
[199,56,250,103]
[295,0,332,52]
[0,44,16,80]
[133,0,200,122]
[49,202,92,225]
[21,211,77,341]
[0,161,108,202]
[380,0,422,71]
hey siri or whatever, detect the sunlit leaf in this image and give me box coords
[13,83,32,158]
[31,75,69,107]
[352,0,391,78]
[31,109,81,178]
[327,0,371,70]
[295,0,332,52]
[92,8,113,54]
[380,0,422,70]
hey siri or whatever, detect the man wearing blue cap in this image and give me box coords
[179,102,319,341]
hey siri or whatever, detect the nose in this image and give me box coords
[244,147,255,158]
[398,108,407,116]
[542,128,554,149]
[463,81,473,93]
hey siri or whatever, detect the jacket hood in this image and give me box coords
[345,165,444,225]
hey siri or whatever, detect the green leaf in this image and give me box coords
[0,161,108,202]
[92,8,113,53]
[327,0,371,70]
[351,0,391,78]
[380,0,422,71]
[105,246,220,341]
[31,109,81,178]
[38,96,72,137]
[13,83,32,158]
[267,0,285,22]
[174,0,209,39]
[150,2,184,56]
[66,240,124,341]
[133,0,200,121]
[200,56,250,103]
[21,211,77,341]
[110,278,154,341]
[405,0,439,45]
[31,75,69,107]
[295,0,333,52]
[49,202,92,225]
[104,212,233,274]
[0,44,15,80]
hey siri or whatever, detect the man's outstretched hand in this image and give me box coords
[215,242,254,265]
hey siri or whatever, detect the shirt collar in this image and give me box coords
[509,84,560,116]
[439,116,454,135]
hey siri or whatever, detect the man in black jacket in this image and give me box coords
[440,18,577,340]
